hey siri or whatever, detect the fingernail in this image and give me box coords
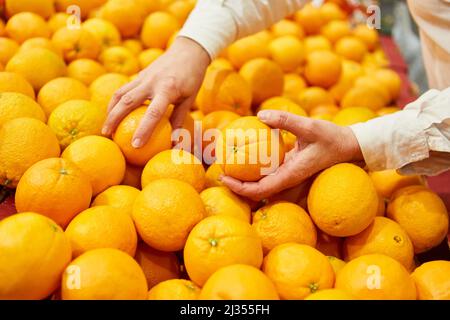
[102,127,109,135]
[258,110,271,121]
[218,175,224,181]
[132,139,142,148]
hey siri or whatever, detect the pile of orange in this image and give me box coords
[0,0,448,301]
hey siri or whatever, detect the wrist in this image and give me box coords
[342,127,364,163]
[171,36,211,66]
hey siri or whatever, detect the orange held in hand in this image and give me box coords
[215,116,285,182]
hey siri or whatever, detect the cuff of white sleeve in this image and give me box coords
[349,110,430,172]
[178,2,237,60]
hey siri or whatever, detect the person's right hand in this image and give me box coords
[102,37,211,148]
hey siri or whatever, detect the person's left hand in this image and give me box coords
[220,110,364,201]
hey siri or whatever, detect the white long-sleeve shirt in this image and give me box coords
[178,0,450,176]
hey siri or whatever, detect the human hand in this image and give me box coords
[221,110,364,201]
[102,37,211,148]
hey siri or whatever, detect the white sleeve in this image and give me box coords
[350,88,450,176]
[177,0,308,59]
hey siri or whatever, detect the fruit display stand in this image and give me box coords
[1,33,448,262]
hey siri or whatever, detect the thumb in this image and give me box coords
[257,110,317,140]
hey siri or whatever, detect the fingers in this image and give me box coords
[221,160,306,201]
[257,110,317,141]
[106,79,141,114]
[132,94,171,148]
[102,84,151,136]
[170,96,195,130]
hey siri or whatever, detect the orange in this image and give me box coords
[92,185,140,217]
[297,87,334,112]
[0,19,4,36]
[0,37,19,65]
[62,135,126,195]
[353,24,379,51]
[200,264,279,300]
[139,48,164,69]
[65,206,137,258]
[0,92,45,128]
[67,59,106,86]
[0,212,71,300]
[190,110,204,121]
[253,201,317,254]
[99,46,140,76]
[166,0,196,24]
[305,289,353,300]
[332,107,376,126]
[0,117,60,188]
[269,35,305,72]
[308,163,378,237]
[412,261,450,300]
[197,68,252,116]
[240,58,284,105]
[373,68,402,101]
[263,243,335,300]
[369,169,423,199]
[271,19,305,39]
[148,279,200,300]
[52,27,101,62]
[335,36,368,63]
[55,0,107,19]
[304,35,332,55]
[294,4,325,35]
[200,186,251,223]
[135,242,180,289]
[335,254,416,300]
[15,158,92,228]
[100,0,145,38]
[259,97,308,117]
[48,100,106,149]
[5,0,55,19]
[61,248,148,300]
[38,77,91,116]
[344,217,414,270]
[133,178,205,251]
[6,48,67,91]
[328,256,346,276]
[304,50,342,88]
[387,186,449,254]
[315,230,342,258]
[329,59,364,102]
[227,33,270,69]
[319,2,347,22]
[0,71,35,99]
[202,111,241,151]
[321,20,351,44]
[184,215,263,286]
[141,149,205,192]
[122,39,144,56]
[354,75,390,105]
[208,58,234,71]
[19,37,61,57]
[141,11,179,49]
[283,73,307,102]
[47,13,70,34]
[82,18,121,49]
[309,104,339,118]
[5,12,50,43]
[377,106,400,116]
[122,164,143,189]
[205,162,225,188]
[215,116,285,182]
[113,107,172,166]
[89,73,129,111]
